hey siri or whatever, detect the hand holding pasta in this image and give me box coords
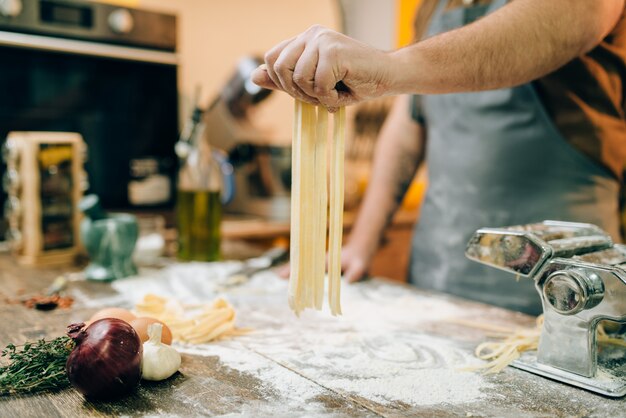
[251,25,392,110]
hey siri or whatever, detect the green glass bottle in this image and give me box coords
[175,105,222,262]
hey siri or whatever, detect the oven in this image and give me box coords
[0,0,179,237]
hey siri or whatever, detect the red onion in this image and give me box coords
[66,319,142,399]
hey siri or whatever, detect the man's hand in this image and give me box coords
[275,241,377,283]
[339,241,375,283]
[251,25,393,110]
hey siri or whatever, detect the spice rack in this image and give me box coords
[2,132,88,266]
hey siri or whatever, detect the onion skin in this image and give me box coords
[66,319,142,399]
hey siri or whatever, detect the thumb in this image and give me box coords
[251,65,279,90]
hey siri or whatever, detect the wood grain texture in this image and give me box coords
[0,254,625,417]
[0,256,375,417]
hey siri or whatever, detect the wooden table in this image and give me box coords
[1,254,625,417]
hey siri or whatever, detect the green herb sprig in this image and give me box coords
[0,336,75,395]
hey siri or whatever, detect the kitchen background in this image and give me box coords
[136,0,408,142]
[0,0,424,280]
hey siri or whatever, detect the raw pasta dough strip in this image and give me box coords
[314,107,329,310]
[300,103,317,309]
[184,309,233,338]
[291,101,316,312]
[288,100,303,313]
[328,106,345,316]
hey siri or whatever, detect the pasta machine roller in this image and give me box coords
[465,220,626,397]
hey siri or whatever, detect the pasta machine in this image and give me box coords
[466,220,626,397]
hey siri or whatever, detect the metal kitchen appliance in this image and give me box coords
[466,220,626,396]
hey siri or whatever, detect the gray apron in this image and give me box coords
[409,0,621,315]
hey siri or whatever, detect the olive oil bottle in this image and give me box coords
[175,96,224,262]
[176,189,221,261]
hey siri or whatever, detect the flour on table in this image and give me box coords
[298,333,488,406]
[179,343,325,404]
[71,263,494,407]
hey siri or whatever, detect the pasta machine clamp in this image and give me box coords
[465,220,626,397]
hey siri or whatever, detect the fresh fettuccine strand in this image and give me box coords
[328,107,345,316]
[288,100,303,313]
[314,107,329,310]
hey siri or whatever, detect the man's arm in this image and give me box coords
[391,0,625,95]
[252,0,624,109]
[341,95,424,282]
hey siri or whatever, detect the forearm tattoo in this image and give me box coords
[385,144,422,228]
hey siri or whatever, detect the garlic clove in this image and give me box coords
[141,323,181,381]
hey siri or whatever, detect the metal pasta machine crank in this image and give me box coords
[466,220,626,397]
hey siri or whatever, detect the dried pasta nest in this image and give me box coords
[134,294,250,345]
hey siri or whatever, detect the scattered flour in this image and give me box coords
[178,343,325,403]
[330,371,485,406]
[72,263,495,408]
[239,327,491,407]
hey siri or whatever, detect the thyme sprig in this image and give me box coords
[0,336,74,395]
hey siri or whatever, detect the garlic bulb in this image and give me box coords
[141,323,181,381]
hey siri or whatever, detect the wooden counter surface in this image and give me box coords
[130,208,417,242]
[220,209,418,241]
[0,255,624,417]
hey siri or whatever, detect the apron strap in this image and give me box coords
[433,0,449,19]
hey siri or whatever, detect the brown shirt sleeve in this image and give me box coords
[534,6,626,180]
